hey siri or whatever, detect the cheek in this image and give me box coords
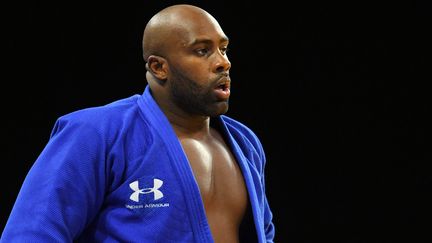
[174,58,209,77]
[168,56,215,89]
[172,66,206,86]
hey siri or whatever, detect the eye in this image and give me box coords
[220,47,229,55]
[196,48,209,56]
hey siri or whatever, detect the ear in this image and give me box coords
[146,55,168,80]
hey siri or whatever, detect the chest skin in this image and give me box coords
[179,127,248,243]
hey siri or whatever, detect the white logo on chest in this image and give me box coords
[129,178,164,202]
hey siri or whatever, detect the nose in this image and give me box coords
[213,51,231,73]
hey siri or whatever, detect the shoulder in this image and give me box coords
[220,115,265,159]
[51,95,144,138]
[221,115,257,138]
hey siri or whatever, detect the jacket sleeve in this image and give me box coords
[1,117,107,242]
[228,117,276,242]
[263,183,276,242]
[260,145,276,242]
[246,126,276,242]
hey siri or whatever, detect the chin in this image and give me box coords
[209,102,229,117]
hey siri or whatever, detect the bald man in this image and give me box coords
[1,4,275,243]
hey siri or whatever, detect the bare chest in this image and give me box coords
[180,134,248,242]
[180,137,247,206]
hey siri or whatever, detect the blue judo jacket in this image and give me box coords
[1,86,275,242]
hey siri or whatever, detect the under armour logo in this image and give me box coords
[129,178,164,202]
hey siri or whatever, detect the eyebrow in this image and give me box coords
[190,36,229,46]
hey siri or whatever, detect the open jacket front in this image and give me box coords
[1,85,275,243]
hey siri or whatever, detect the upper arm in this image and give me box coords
[1,118,108,242]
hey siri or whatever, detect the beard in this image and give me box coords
[169,67,229,117]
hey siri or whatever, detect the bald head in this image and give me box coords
[142,4,223,61]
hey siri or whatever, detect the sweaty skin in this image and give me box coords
[143,4,248,243]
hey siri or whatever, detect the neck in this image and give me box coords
[168,110,212,138]
[149,84,214,138]
[155,94,212,137]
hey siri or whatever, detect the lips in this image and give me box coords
[216,78,230,90]
[213,77,231,100]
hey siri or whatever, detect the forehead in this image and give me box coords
[171,12,228,45]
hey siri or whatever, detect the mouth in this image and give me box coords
[213,77,231,100]
[215,77,231,91]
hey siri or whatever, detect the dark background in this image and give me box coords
[3,1,431,242]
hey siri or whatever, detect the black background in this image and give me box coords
[2,1,431,242]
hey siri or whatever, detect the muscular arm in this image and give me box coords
[1,118,107,242]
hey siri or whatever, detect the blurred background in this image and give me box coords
[2,1,431,242]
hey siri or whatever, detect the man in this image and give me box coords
[1,4,275,242]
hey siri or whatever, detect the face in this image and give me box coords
[164,14,231,117]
